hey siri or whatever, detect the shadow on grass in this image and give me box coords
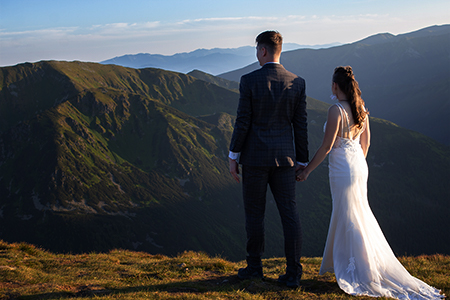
[19,275,342,299]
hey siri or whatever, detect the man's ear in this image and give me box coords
[261,47,267,57]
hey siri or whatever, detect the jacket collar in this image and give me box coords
[262,62,283,69]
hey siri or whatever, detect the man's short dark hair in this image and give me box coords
[256,31,282,55]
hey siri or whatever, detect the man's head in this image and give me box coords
[255,30,282,66]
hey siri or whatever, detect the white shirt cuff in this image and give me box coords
[297,162,308,167]
[229,151,239,160]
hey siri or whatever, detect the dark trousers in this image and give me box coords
[242,165,302,275]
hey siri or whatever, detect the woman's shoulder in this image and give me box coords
[327,104,342,123]
[328,103,341,115]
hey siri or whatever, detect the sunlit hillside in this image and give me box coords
[0,61,449,262]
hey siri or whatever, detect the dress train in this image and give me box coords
[319,103,444,299]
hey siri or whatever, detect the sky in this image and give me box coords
[0,0,449,67]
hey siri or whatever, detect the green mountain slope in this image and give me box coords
[0,61,448,262]
[0,61,242,257]
[188,69,239,92]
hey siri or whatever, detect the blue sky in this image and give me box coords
[0,0,449,66]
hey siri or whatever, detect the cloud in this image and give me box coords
[89,21,160,34]
[0,14,445,66]
[0,27,79,40]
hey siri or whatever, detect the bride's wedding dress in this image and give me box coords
[319,103,443,299]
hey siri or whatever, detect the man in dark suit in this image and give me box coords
[229,30,308,288]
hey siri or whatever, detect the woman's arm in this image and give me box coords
[297,105,340,181]
[360,117,370,158]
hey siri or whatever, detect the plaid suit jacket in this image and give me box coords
[229,63,308,166]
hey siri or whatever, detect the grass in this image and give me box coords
[0,240,448,299]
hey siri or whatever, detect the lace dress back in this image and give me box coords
[319,103,443,299]
[332,102,365,149]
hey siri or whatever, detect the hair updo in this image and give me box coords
[333,66,368,128]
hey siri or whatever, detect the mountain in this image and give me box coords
[219,25,450,145]
[0,61,449,262]
[188,69,239,92]
[100,43,341,75]
[0,61,242,257]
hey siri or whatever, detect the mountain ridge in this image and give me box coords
[0,61,449,261]
[219,24,450,145]
[100,43,341,75]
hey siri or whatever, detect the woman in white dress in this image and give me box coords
[297,66,444,299]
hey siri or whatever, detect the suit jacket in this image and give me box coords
[229,63,308,167]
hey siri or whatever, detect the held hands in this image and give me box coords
[295,164,310,182]
[229,158,240,183]
[296,169,309,182]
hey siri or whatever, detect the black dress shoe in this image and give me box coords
[278,272,301,288]
[237,266,263,279]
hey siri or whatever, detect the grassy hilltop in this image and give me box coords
[0,241,448,299]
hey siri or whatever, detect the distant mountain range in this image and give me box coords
[220,25,450,145]
[100,43,341,75]
[1,61,449,261]
[100,25,450,145]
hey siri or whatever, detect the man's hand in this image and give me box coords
[295,163,307,182]
[296,169,309,182]
[229,158,240,183]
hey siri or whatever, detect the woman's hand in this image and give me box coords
[296,169,310,182]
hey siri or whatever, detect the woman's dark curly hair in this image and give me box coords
[333,66,368,128]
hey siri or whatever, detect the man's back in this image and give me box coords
[230,63,307,167]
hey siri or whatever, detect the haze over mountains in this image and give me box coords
[100,43,341,75]
[103,25,450,145]
[0,60,449,261]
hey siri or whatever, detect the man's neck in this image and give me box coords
[260,56,280,66]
